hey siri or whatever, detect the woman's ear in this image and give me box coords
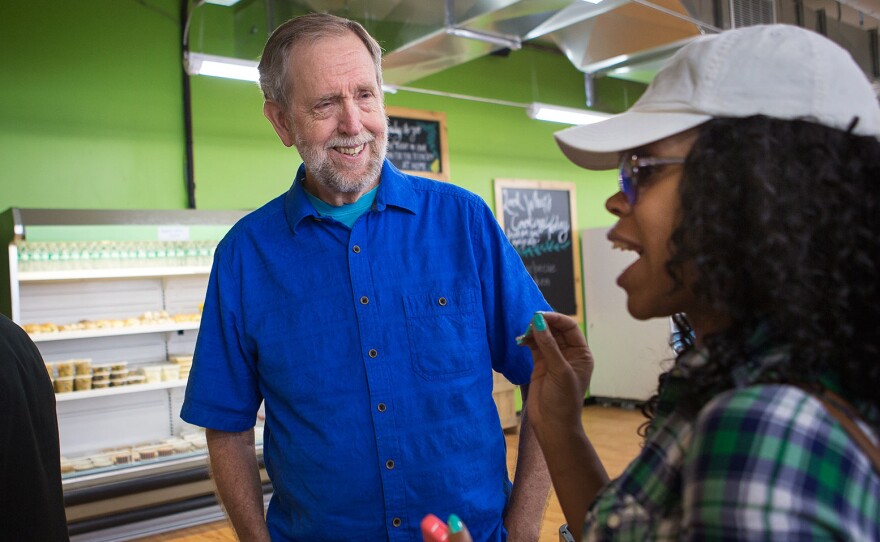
[263,101,296,147]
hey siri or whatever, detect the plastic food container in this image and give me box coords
[112,450,133,465]
[55,361,74,377]
[161,364,181,381]
[137,446,158,460]
[141,365,163,383]
[74,375,92,391]
[74,359,92,375]
[54,376,74,393]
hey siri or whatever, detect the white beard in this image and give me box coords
[295,125,387,195]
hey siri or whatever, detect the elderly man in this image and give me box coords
[181,12,551,541]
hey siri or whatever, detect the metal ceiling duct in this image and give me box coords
[244,0,879,98]
[533,0,879,88]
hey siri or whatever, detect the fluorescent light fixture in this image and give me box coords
[527,102,612,125]
[185,52,399,96]
[447,27,522,50]
[203,0,243,6]
[185,52,259,82]
[581,0,604,4]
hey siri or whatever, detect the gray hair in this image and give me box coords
[258,12,384,109]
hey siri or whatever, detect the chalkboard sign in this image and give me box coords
[386,106,450,182]
[495,179,583,320]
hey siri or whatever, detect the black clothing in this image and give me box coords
[0,314,69,541]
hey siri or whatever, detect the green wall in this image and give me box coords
[0,0,188,210]
[2,0,642,230]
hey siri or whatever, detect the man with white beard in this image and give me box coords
[181,13,551,542]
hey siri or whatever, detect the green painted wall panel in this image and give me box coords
[0,0,187,211]
[1,1,630,232]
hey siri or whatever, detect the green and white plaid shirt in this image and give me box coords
[582,340,880,541]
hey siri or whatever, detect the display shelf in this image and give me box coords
[18,266,212,282]
[62,450,208,484]
[0,207,247,539]
[55,379,188,402]
[29,321,200,342]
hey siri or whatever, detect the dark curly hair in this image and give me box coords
[645,116,880,431]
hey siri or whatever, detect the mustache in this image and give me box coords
[325,132,376,149]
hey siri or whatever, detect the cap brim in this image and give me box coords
[554,111,713,170]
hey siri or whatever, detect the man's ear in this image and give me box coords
[263,101,295,147]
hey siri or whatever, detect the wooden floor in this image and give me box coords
[132,405,645,542]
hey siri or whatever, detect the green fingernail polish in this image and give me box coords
[532,311,547,331]
[515,334,526,345]
[447,514,463,534]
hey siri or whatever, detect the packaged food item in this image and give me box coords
[74,375,92,391]
[161,364,180,381]
[126,374,146,386]
[55,361,74,377]
[110,367,129,386]
[172,441,193,454]
[169,355,194,379]
[72,459,94,472]
[74,359,92,375]
[54,376,74,393]
[91,455,113,468]
[91,380,110,389]
[113,450,133,465]
[92,364,112,377]
[141,365,163,383]
[137,446,158,460]
[110,361,128,372]
[169,354,193,364]
[44,362,55,379]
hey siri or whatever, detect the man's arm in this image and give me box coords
[502,384,552,542]
[206,428,270,542]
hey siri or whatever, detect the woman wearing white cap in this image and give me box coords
[425,24,880,541]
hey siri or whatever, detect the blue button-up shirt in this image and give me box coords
[181,160,549,541]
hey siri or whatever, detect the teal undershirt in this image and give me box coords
[304,185,379,228]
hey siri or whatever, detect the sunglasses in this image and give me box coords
[618,154,686,205]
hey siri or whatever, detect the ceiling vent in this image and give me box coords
[730,0,776,27]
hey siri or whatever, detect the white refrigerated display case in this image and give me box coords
[0,208,270,541]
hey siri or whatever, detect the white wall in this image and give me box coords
[581,227,675,401]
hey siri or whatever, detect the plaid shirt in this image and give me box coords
[582,342,880,541]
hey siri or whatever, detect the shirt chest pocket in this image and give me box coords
[403,288,487,380]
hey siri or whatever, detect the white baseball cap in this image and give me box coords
[555,24,880,170]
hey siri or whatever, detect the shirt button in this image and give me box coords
[377,403,387,412]
[368,349,378,358]
[438,297,447,306]
[352,245,361,253]
[392,518,402,527]
[607,513,621,529]
[385,459,395,469]
[360,296,369,305]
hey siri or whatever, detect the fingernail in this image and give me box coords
[447,514,463,534]
[532,311,547,332]
[517,324,533,344]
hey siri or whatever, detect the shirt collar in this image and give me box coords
[284,159,418,235]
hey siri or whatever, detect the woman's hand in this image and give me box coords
[520,312,594,439]
[420,514,471,542]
